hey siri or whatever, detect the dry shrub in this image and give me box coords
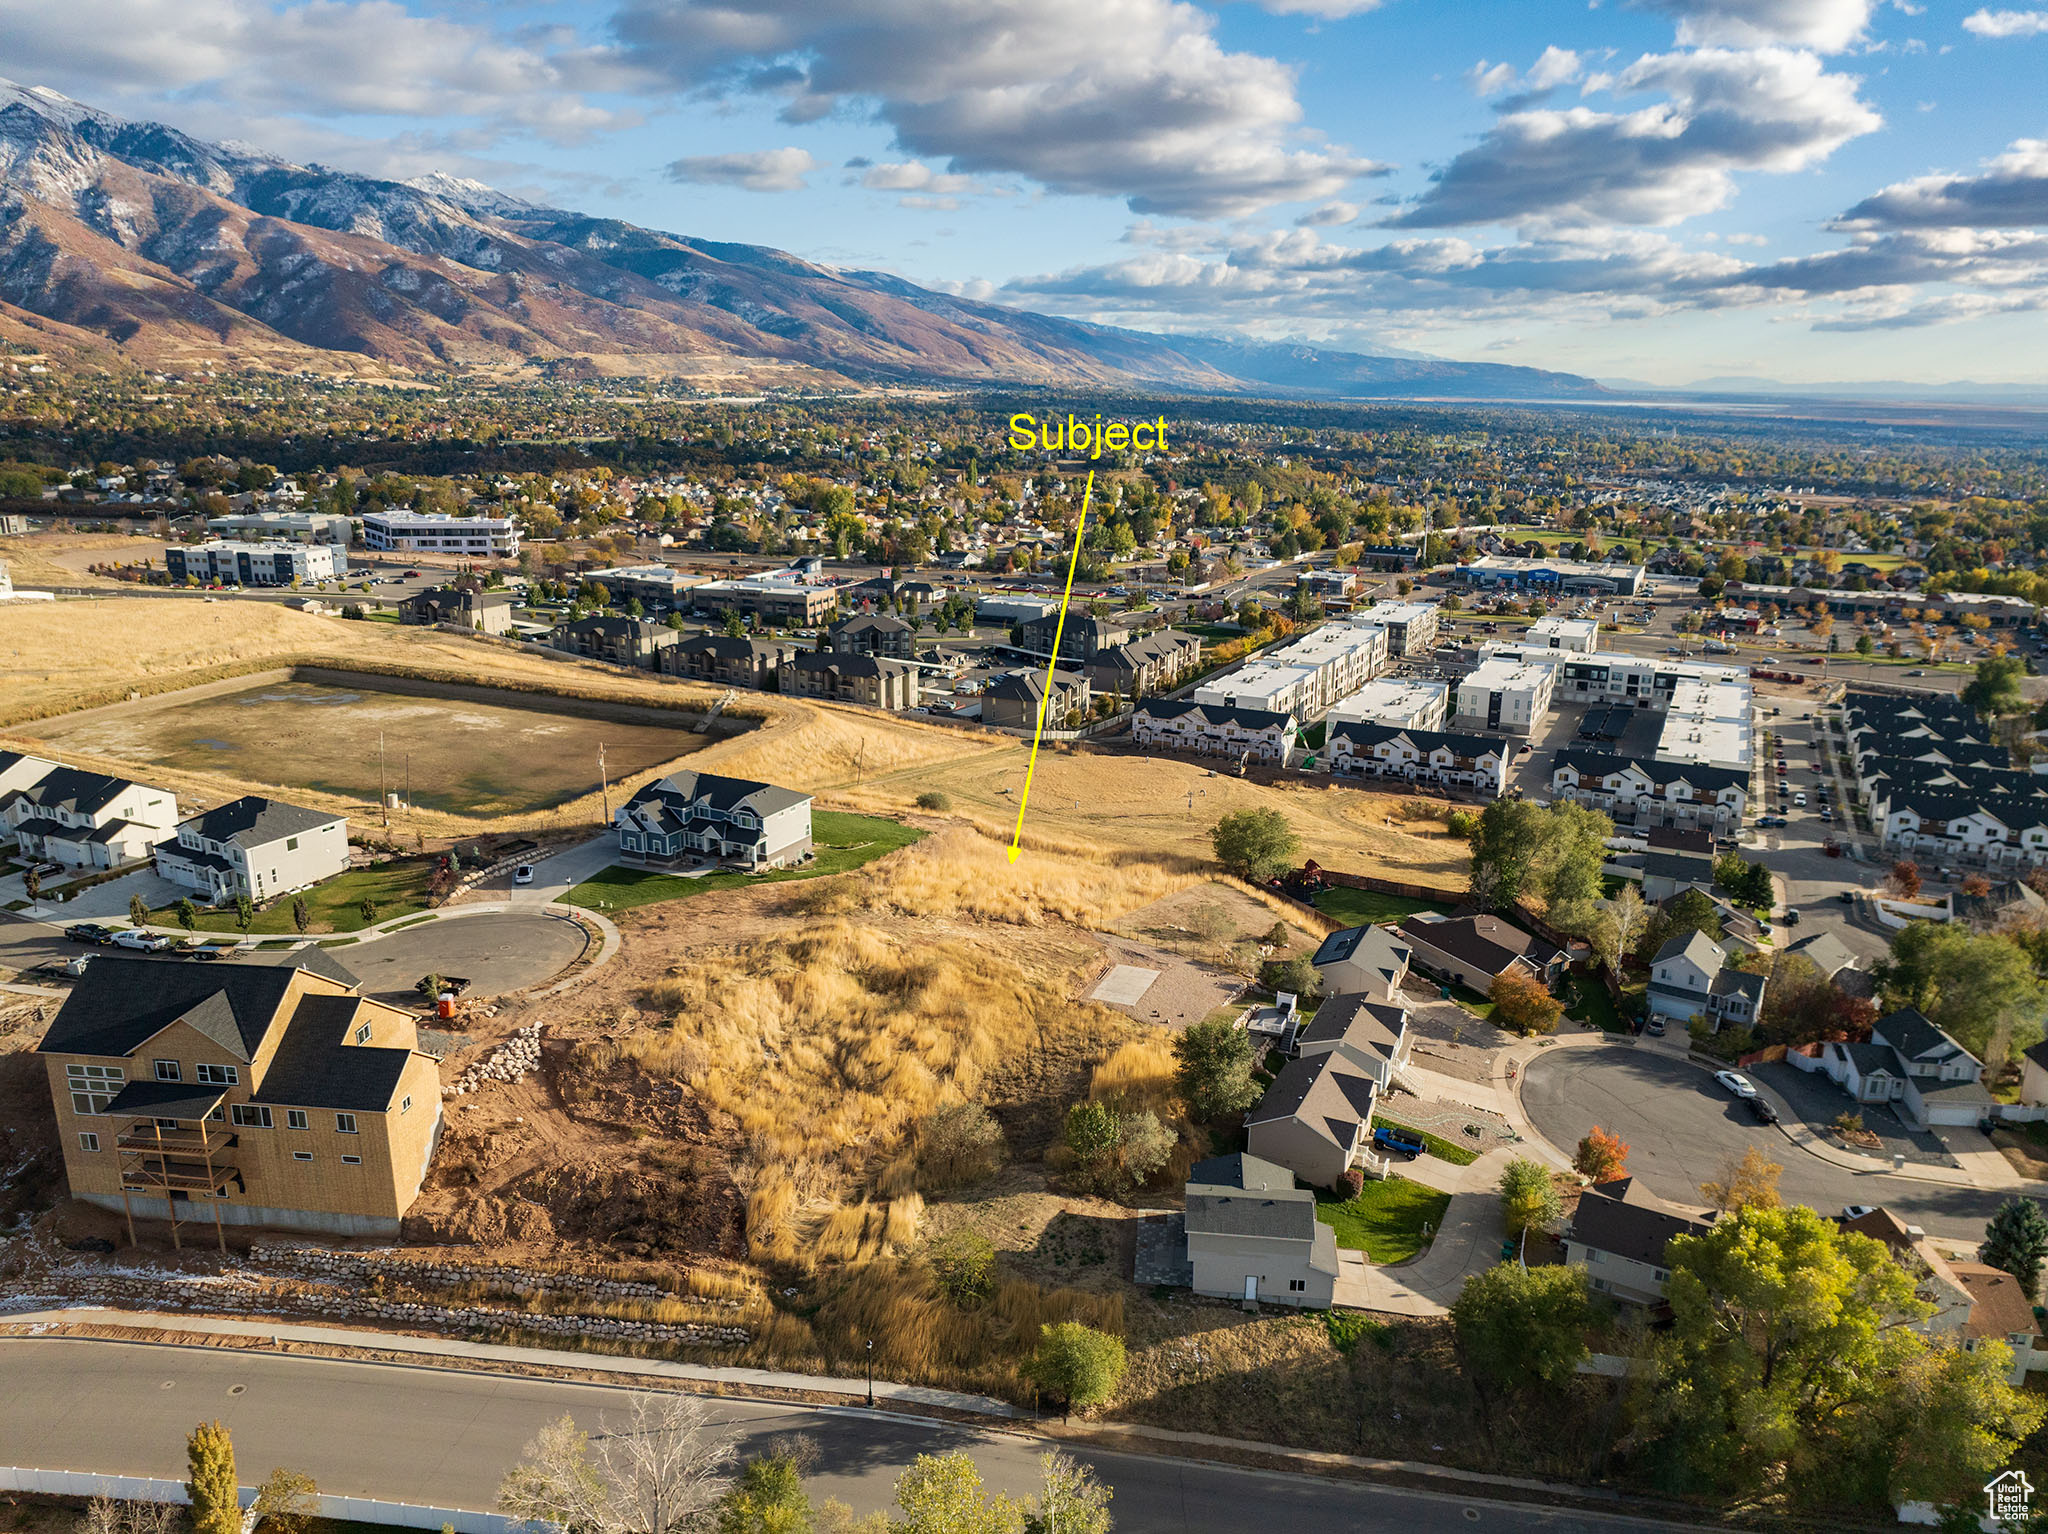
[1088,1038,1180,1120]
[632,920,1110,1263]
[851,826,1198,928]
[913,1102,1006,1192]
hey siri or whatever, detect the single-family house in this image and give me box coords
[1561,1178,1713,1303]
[1183,1153,1340,1308]
[1838,1207,1977,1335]
[4,767,178,870]
[1308,925,1412,1002]
[2021,1038,2048,1110]
[1245,1052,1377,1191]
[1392,912,1567,997]
[155,797,349,903]
[615,771,813,871]
[1293,993,1412,1091]
[1645,930,1766,1032]
[1953,1262,2047,1383]
[1806,1007,1991,1129]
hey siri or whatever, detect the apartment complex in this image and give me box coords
[549,615,682,669]
[982,669,1090,730]
[1193,621,1388,722]
[660,634,801,688]
[35,953,442,1240]
[1353,600,1440,655]
[783,651,920,710]
[1842,691,2048,869]
[829,613,916,660]
[360,510,521,558]
[1129,699,1296,762]
[1550,749,1749,828]
[1525,616,1600,652]
[1082,630,1203,699]
[1454,655,1557,735]
[155,796,349,903]
[399,582,515,634]
[166,540,346,586]
[1018,611,1137,661]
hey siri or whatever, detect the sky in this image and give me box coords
[5,0,2048,386]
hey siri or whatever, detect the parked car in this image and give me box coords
[513,864,535,886]
[110,929,171,952]
[1371,1124,1427,1158]
[1745,1096,1780,1125]
[1906,669,1926,676]
[1793,793,1807,807]
[1714,1069,1758,1099]
[1759,815,1788,828]
[1645,1017,1666,1037]
[1838,890,1855,903]
[1783,908,1801,925]
[64,922,115,944]
[1841,1204,1878,1220]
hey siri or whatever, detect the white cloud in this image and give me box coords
[1257,0,1389,14]
[1467,47,1584,98]
[665,146,820,190]
[601,0,1386,216]
[1297,201,1361,225]
[1627,0,1876,51]
[0,0,621,144]
[1962,8,2048,36]
[1835,138,2048,228]
[1386,47,1880,230]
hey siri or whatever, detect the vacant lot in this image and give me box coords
[562,811,924,911]
[39,677,699,816]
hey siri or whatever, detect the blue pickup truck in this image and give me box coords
[1371,1125,1427,1158]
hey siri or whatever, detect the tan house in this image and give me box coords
[783,651,920,710]
[1184,1152,1340,1308]
[1245,1051,1377,1190]
[35,953,442,1243]
[1840,1207,2046,1381]
[399,581,514,634]
[1294,994,1413,1091]
[660,634,801,689]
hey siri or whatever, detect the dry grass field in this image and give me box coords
[0,530,164,590]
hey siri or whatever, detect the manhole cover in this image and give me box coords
[159,1380,175,1390]
[228,1385,246,1396]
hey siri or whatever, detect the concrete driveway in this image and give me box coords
[1519,1045,2015,1240]
[460,834,620,907]
[12,867,189,922]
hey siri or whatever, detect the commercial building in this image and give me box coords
[616,770,813,870]
[1353,601,1440,656]
[359,511,520,558]
[1325,678,1449,732]
[1454,655,1556,735]
[35,952,443,1240]
[155,797,349,903]
[600,564,706,612]
[1526,616,1600,653]
[1454,555,1647,596]
[690,573,841,626]
[206,511,354,545]
[166,541,346,586]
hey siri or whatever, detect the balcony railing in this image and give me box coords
[119,1156,233,1193]
[115,1124,237,1157]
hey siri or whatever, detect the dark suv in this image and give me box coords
[64,923,115,945]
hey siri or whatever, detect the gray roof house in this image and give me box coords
[1293,994,1412,1091]
[1392,912,1567,997]
[1183,1153,1344,1308]
[1245,1052,1377,1191]
[1562,1177,1713,1304]
[155,796,349,903]
[616,771,814,871]
[1646,929,1766,1033]
[1806,1006,1991,1129]
[1308,924,1413,1001]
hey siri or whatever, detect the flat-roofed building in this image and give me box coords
[1456,555,1646,596]
[1527,616,1600,653]
[691,573,840,625]
[1326,678,1449,732]
[1455,656,1556,735]
[166,540,345,586]
[1656,678,1755,771]
[207,511,354,545]
[360,510,520,558]
[1353,601,1440,655]
[602,564,706,611]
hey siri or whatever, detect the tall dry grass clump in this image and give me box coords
[1088,1038,1180,1120]
[633,920,1119,1264]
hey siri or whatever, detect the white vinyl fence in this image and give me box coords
[0,1466,529,1534]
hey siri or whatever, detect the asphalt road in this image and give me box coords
[0,1338,1708,1532]
[1520,1047,2009,1239]
[326,910,589,1002]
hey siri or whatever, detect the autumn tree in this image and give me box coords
[185,1422,239,1534]
[1489,968,1563,1036]
[1887,861,1922,899]
[1699,1144,1783,1214]
[1573,1126,1629,1183]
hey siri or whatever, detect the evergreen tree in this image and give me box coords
[186,1421,240,1534]
[1982,1198,2048,1299]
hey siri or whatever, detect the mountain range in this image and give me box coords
[0,79,1606,402]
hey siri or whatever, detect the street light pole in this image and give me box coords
[866,1338,874,1406]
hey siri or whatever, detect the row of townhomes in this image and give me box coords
[1326,722,1509,797]
[616,770,815,870]
[0,754,179,869]
[1129,699,1297,762]
[1839,690,2048,869]
[1550,749,1751,829]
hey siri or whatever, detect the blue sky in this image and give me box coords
[7,0,2048,385]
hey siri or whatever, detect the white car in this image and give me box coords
[512,864,535,886]
[1715,1070,1758,1099]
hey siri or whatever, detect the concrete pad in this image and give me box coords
[43,867,189,921]
[1091,964,1161,1006]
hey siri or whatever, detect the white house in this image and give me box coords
[1183,1153,1341,1309]
[1802,1007,1992,1129]
[155,796,350,902]
[4,766,177,870]
[1645,929,1766,1032]
[1130,700,1296,762]
[1454,655,1556,735]
[1551,750,1749,829]
[616,770,814,870]
[1326,723,1509,797]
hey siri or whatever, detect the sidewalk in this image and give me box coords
[0,1307,1020,1417]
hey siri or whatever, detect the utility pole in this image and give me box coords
[598,742,611,825]
[404,754,410,811]
[379,732,387,827]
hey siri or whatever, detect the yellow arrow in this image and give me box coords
[1008,469,1095,864]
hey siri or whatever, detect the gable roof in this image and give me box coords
[1247,1053,1376,1153]
[37,954,312,1062]
[1309,925,1412,988]
[15,766,142,817]
[178,795,342,848]
[1394,913,1563,977]
[1567,1178,1710,1267]
[1551,749,1747,797]
[1953,1261,2041,1342]
[1784,930,1858,979]
[1294,993,1408,1063]
[622,770,811,825]
[1326,721,1507,761]
[249,993,414,1112]
[1654,928,1725,975]
[1134,698,1294,732]
[1874,1006,1974,1066]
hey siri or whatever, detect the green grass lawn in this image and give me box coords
[1565,973,1626,1034]
[1311,886,1457,926]
[149,859,436,935]
[563,811,924,912]
[1316,1178,1453,1262]
[1372,1114,1482,1166]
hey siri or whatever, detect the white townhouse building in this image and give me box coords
[1326,723,1509,798]
[1550,749,1748,828]
[155,796,350,902]
[165,540,346,586]
[4,765,177,869]
[359,510,522,558]
[1875,789,2048,870]
[616,770,814,871]
[1325,678,1450,732]
[1131,700,1297,762]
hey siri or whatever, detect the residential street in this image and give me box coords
[0,1337,1712,1533]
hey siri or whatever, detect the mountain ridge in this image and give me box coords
[0,79,1608,402]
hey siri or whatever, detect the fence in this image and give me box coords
[0,1467,525,1534]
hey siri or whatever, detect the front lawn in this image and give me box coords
[1372,1115,1481,1166]
[1565,973,1626,1034]
[150,859,436,935]
[1311,886,1457,926]
[1316,1178,1453,1263]
[563,811,923,912]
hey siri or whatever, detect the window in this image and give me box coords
[196,1064,238,1086]
[231,1104,273,1129]
[355,1022,373,1045]
[335,1113,358,1134]
[286,837,298,852]
[153,1060,182,1082]
[78,1132,100,1153]
[286,1110,309,1131]
[1653,1268,1670,1282]
[1288,1278,1307,1293]
[66,1063,123,1115]
[399,1095,412,1115]
[341,1154,362,1166]
[292,1151,313,1163]
[1586,1249,1605,1263]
